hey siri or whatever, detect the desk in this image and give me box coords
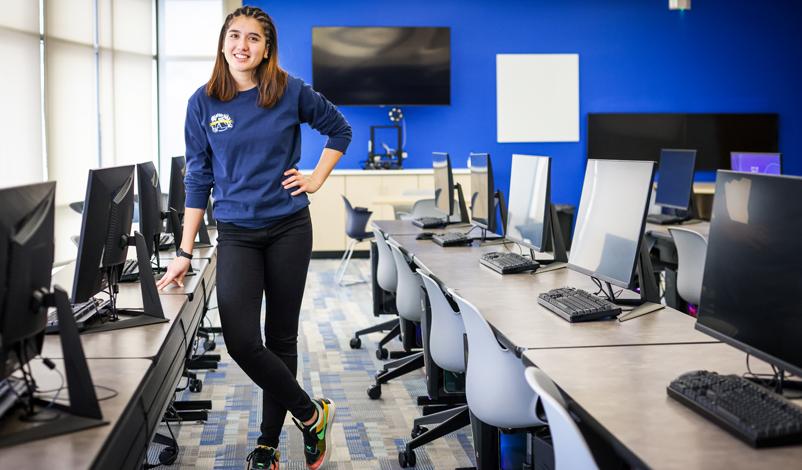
[384,227,713,353]
[2,359,152,469]
[523,344,802,469]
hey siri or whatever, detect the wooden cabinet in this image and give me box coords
[307,169,470,253]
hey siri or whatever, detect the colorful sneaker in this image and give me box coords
[246,444,280,470]
[293,398,336,470]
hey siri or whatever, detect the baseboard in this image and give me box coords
[311,250,370,260]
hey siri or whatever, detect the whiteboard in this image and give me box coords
[496,54,579,143]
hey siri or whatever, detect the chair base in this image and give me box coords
[367,352,425,400]
[399,405,471,468]
[336,239,369,285]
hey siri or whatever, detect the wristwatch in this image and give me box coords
[176,248,193,260]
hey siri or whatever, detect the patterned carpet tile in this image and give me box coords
[147,259,475,469]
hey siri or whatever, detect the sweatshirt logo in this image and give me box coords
[209,113,234,133]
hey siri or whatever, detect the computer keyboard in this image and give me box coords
[479,252,539,274]
[537,287,622,322]
[668,370,802,447]
[646,213,686,225]
[432,232,471,247]
[119,259,140,283]
[158,233,174,251]
[46,298,107,334]
[412,217,447,229]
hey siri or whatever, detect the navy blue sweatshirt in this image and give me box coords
[183,75,352,227]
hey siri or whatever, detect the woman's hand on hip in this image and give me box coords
[156,256,191,290]
[282,168,321,195]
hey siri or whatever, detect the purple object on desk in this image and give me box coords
[730,152,782,175]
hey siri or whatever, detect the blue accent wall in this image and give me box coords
[254,0,802,208]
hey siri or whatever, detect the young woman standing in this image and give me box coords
[157,6,351,470]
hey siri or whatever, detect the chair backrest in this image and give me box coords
[524,367,598,470]
[372,228,397,292]
[450,290,542,429]
[342,195,373,240]
[419,272,465,374]
[389,243,424,322]
[668,227,708,306]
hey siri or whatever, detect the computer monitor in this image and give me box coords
[730,152,782,175]
[469,152,502,235]
[136,162,164,258]
[72,165,135,303]
[166,156,186,233]
[568,159,656,289]
[432,152,454,217]
[506,155,550,251]
[696,171,802,378]
[655,149,697,210]
[0,182,55,381]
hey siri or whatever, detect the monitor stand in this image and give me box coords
[0,287,106,447]
[169,208,212,252]
[608,240,664,321]
[473,190,507,242]
[81,231,168,334]
[446,182,471,225]
[532,202,569,273]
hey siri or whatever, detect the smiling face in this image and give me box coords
[223,16,268,76]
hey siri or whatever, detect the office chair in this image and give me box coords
[397,271,471,468]
[397,198,463,221]
[337,196,374,286]
[367,242,426,399]
[350,228,408,360]
[668,227,708,307]
[449,290,544,429]
[524,367,599,470]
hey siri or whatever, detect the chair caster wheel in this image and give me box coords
[159,446,178,465]
[367,384,382,400]
[204,339,216,351]
[189,378,202,393]
[398,448,416,467]
[350,337,362,349]
[411,425,428,439]
[375,347,389,360]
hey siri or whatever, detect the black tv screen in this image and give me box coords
[312,27,450,106]
[587,113,779,171]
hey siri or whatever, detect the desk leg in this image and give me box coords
[470,412,498,470]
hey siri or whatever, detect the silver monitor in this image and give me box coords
[432,152,453,216]
[568,159,656,288]
[506,155,550,251]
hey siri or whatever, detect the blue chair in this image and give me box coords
[337,196,374,285]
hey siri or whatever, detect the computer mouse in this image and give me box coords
[416,232,434,240]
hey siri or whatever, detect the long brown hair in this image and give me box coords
[206,6,287,107]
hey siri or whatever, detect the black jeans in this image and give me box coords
[215,207,316,447]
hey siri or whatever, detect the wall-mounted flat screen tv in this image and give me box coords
[587,113,779,171]
[312,27,450,106]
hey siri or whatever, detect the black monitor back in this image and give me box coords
[697,171,802,378]
[72,165,135,303]
[166,156,186,232]
[137,161,163,257]
[432,152,454,216]
[469,152,496,233]
[0,182,56,380]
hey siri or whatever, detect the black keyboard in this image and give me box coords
[46,298,107,334]
[119,259,140,283]
[158,233,174,250]
[537,287,621,322]
[432,232,471,247]
[668,370,802,447]
[646,213,686,225]
[412,217,447,229]
[479,252,539,274]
